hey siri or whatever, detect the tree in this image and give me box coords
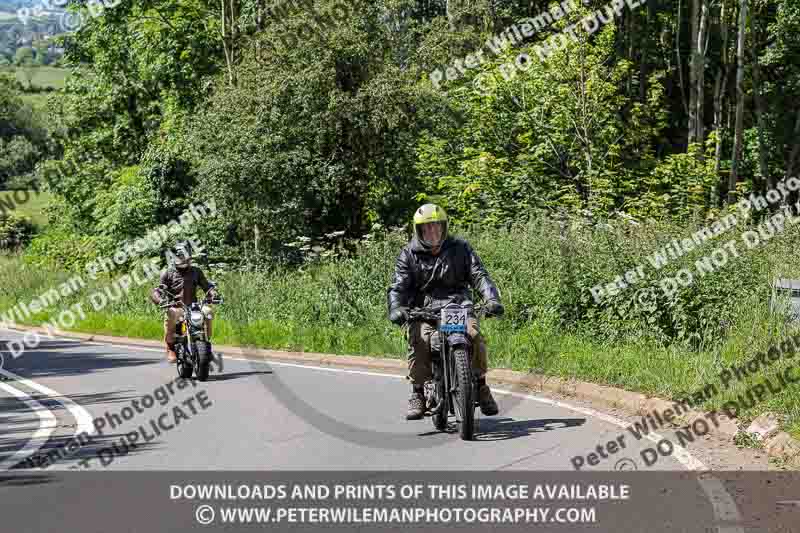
[14,46,34,66]
[712,0,731,180]
[220,0,241,86]
[728,0,746,203]
[0,74,49,187]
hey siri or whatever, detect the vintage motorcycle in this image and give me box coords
[160,290,223,382]
[407,302,492,441]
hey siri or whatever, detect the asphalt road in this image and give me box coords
[0,328,699,472]
[4,329,800,532]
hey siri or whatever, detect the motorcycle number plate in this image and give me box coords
[440,308,468,333]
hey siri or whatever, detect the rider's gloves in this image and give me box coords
[485,300,505,317]
[389,307,409,326]
[150,289,162,306]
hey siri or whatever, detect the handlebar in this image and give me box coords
[159,299,182,310]
[158,295,223,309]
[407,309,439,322]
[406,302,493,323]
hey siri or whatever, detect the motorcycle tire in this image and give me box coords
[431,379,447,431]
[195,340,212,382]
[176,345,193,379]
[452,348,475,441]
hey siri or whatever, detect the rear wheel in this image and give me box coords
[195,340,211,382]
[452,348,475,441]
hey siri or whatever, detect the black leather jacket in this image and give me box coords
[387,236,501,314]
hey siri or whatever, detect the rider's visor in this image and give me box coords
[415,221,447,248]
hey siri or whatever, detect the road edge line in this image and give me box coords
[5,323,800,469]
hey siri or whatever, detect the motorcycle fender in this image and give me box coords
[447,333,470,347]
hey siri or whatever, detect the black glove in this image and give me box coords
[389,307,409,326]
[485,300,505,317]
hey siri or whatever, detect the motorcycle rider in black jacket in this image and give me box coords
[387,204,505,420]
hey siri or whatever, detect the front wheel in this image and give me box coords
[431,378,447,431]
[195,340,212,382]
[452,348,475,441]
[176,344,193,379]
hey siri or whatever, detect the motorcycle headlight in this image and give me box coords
[190,311,204,326]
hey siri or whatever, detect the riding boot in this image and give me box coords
[166,342,177,363]
[407,386,425,420]
[211,343,223,372]
[476,377,499,416]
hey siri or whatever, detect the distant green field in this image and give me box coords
[0,11,17,21]
[14,66,68,89]
[0,66,68,89]
[0,189,52,228]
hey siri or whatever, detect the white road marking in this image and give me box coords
[0,367,95,437]
[0,356,96,472]
[78,338,714,469]
[5,330,745,530]
[0,377,57,470]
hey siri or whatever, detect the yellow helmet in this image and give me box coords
[413,204,448,249]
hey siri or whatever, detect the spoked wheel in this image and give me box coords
[451,348,475,441]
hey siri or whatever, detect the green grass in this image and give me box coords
[18,91,51,111]
[0,190,52,228]
[6,213,800,445]
[1,259,792,431]
[0,11,18,21]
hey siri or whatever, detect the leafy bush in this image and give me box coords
[23,227,111,272]
[0,212,35,250]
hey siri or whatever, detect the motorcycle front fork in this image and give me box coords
[425,350,445,413]
[430,347,480,409]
